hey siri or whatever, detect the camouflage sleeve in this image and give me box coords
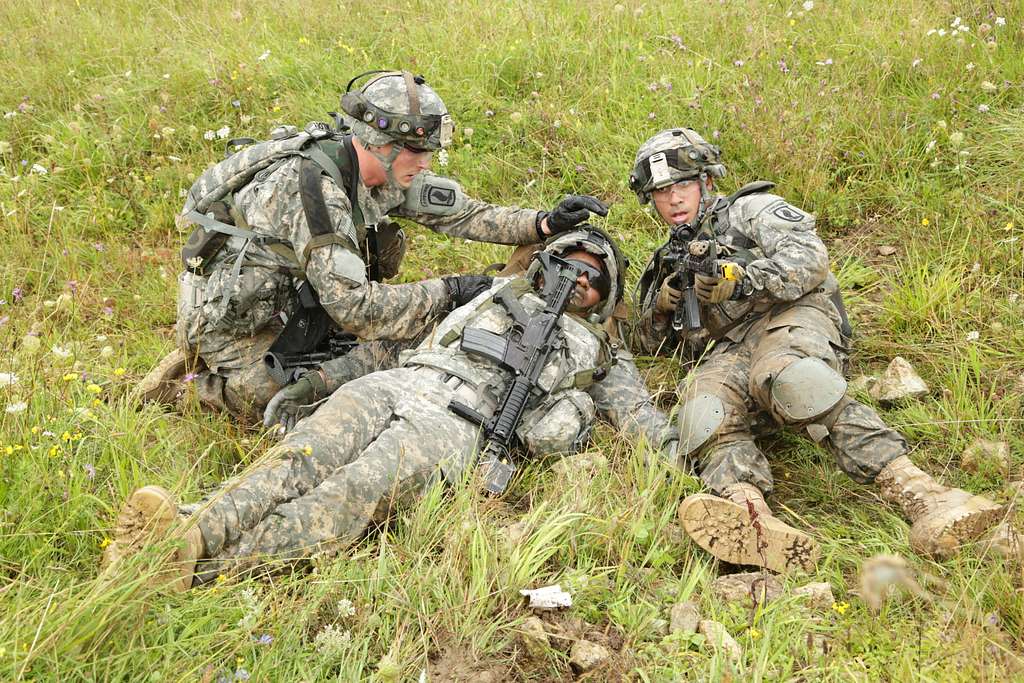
[394,175,541,245]
[293,170,451,340]
[730,194,829,302]
[587,351,677,453]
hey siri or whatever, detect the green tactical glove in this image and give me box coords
[694,262,745,304]
[263,370,328,432]
[654,275,683,315]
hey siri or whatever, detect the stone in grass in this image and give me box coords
[877,245,898,256]
[793,582,835,610]
[960,439,1010,474]
[870,356,929,404]
[698,620,742,662]
[711,572,783,607]
[518,616,550,659]
[569,639,610,673]
[669,601,700,635]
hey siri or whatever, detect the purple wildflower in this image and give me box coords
[670,35,684,49]
[182,372,198,383]
[84,463,96,479]
[779,59,790,74]
[255,634,273,645]
[67,280,78,294]
[92,242,106,252]
[12,287,23,303]
[102,306,114,316]
[234,669,250,681]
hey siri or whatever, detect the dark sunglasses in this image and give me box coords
[563,258,610,299]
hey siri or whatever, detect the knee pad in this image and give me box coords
[677,393,726,456]
[770,357,847,422]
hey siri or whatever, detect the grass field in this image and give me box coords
[1,0,1022,680]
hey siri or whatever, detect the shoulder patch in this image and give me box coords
[771,203,808,223]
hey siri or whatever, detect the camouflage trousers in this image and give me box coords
[679,303,907,496]
[191,329,408,424]
[190,366,479,582]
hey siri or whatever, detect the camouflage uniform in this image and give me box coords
[186,276,674,582]
[176,164,541,422]
[636,191,907,496]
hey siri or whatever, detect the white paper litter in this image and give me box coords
[519,584,573,609]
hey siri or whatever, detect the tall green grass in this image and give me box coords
[1,0,1022,679]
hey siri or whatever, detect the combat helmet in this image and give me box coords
[629,128,726,204]
[341,70,454,151]
[526,225,626,324]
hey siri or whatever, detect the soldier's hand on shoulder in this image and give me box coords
[655,274,683,315]
[543,195,610,236]
[443,274,494,309]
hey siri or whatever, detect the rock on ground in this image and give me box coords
[712,572,783,607]
[793,582,835,610]
[569,639,610,672]
[669,600,700,635]
[519,616,550,658]
[961,439,1010,474]
[870,356,929,403]
[699,620,742,662]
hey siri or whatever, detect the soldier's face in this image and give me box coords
[652,177,710,226]
[563,250,605,311]
[390,144,434,188]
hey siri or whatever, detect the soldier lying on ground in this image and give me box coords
[630,128,1017,573]
[108,228,676,591]
[140,69,608,423]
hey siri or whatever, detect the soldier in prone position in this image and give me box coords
[631,128,1013,572]
[108,229,677,590]
[142,69,608,423]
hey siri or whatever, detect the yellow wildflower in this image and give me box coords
[114,367,126,376]
[31,426,41,434]
[1006,222,1015,231]
[63,373,78,381]
[921,217,930,226]
[49,446,60,457]
[748,627,761,640]
[92,399,102,407]
[99,537,112,549]
[789,18,796,25]
[303,445,313,456]
[62,431,72,442]
[298,36,309,45]
[3,446,13,456]
[86,383,102,394]
[831,601,850,615]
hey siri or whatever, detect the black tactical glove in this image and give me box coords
[443,274,494,309]
[537,195,610,238]
[262,370,328,432]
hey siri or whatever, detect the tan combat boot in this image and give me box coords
[677,483,820,574]
[875,456,1004,560]
[138,348,203,405]
[110,485,204,592]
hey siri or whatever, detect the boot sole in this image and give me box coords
[678,494,820,574]
[138,349,192,404]
[910,497,1005,560]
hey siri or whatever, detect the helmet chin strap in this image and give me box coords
[365,142,403,186]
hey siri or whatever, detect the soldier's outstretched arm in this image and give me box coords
[587,351,678,458]
[731,195,829,302]
[396,176,543,245]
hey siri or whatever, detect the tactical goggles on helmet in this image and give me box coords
[341,70,454,150]
[629,146,719,195]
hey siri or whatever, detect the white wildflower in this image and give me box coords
[0,141,11,155]
[937,28,946,36]
[925,140,937,153]
[216,126,231,139]
[948,131,965,146]
[980,81,998,92]
[336,599,356,618]
[437,149,449,167]
[802,0,813,10]
[100,345,114,358]
[203,130,216,141]
[965,330,980,342]
[30,164,48,175]
[314,624,351,657]
[4,112,17,119]
[978,104,990,113]
[258,50,271,61]
[965,62,975,71]
[995,17,1005,26]
[911,58,922,68]
[51,345,72,359]
[951,17,961,28]
[5,401,27,414]
[0,372,19,387]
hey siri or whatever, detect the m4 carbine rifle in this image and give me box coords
[448,253,587,494]
[662,225,744,332]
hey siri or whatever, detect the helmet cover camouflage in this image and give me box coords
[341,70,453,149]
[528,225,626,323]
[629,128,726,203]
